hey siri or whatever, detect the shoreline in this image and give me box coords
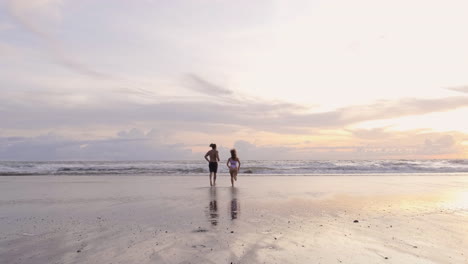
[2,172,468,177]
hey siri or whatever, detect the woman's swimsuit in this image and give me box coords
[230,159,238,169]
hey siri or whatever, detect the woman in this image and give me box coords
[226,149,241,187]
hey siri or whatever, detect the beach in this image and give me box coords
[0,175,467,264]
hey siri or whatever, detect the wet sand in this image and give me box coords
[0,175,467,264]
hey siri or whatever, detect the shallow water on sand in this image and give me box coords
[0,175,467,263]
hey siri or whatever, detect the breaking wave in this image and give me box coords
[1,160,468,176]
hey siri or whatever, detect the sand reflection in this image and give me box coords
[230,187,240,220]
[443,190,468,210]
[208,187,218,226]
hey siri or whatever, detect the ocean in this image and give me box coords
[1,159,468,176]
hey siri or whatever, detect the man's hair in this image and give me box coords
[209,143,216,149]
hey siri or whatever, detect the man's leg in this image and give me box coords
[213,172,217,186]
[209,172,213,186]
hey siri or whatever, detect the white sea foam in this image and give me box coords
[1,160,468,176]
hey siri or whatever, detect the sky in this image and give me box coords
[1,0,468,160]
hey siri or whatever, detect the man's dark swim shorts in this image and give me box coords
[209,162,218,173]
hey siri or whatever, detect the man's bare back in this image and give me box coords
[205,150,219,162]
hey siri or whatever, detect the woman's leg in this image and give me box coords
[230,170,234,187]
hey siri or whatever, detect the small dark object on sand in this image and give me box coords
[384,257,388,259]
[77,250,81,253]
[192,245,206,248]
[353,220,359,223]
[230,231,234,233]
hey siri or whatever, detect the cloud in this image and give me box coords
[0,22,15,31]
[232,140,293,160]
[0,129,193,161]
[0,128,465,161]
[447,86,468,94]
[5,0,164,101]
[347,127,393,140]
[1,81,468,135]
[351,135,458,158]
[422,135,455,154]
[344,128,465,157]
[230,132,464,160]
[283,96,468,128]
[185,74,233,96]
[6,0,110,79]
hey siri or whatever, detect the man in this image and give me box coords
[204,143,220,186]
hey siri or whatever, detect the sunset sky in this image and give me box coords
[1,0,468,160]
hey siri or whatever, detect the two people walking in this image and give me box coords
[204,143,241,187]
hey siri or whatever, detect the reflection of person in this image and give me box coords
[204,143,220,186]
[208,188,218,226]
[226,149,241,187]
[230,198,238,220]
[230,187,239,220]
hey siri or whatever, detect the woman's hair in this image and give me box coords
[230,149,237,159]
[209,143,216,149]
